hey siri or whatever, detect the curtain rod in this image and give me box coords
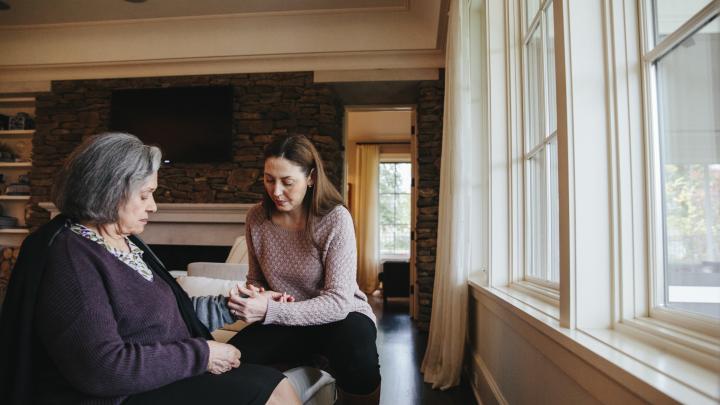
[355,141,410,145]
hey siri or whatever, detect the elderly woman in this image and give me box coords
[0,133,299,405]
[227,135,381,405]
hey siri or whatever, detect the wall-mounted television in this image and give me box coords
[110,86,234,164]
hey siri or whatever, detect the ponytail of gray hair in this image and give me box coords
[52,132,162,225]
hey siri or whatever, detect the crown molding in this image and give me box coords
[0,1,410,30]
[0,49,444,83]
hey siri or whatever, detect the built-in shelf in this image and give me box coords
[0,94,35,246]
[0,228,29,234]
[0,130,34,136]
[0,162,32,168]
[0,97,35,104]
[0,195,30,201]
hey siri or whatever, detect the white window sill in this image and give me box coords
[468,275,720,404]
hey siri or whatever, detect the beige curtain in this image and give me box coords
[421,0,472,390]
[354,144,381,294]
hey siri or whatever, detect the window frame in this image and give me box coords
[377,159,412,260]
[639,0,720,338]
[474,0,720,400]
[519,0,561,291]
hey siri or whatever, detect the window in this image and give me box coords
[522,0,559,285]
[645,1,720,320]
[474,0,720,400]
[378,162,411,257]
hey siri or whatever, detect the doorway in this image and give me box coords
[344,106,418,319]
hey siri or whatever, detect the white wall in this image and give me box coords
[469,291,644,405]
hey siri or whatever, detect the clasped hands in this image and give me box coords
[227,283,295,324]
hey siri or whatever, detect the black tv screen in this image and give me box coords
[110,86,233,163]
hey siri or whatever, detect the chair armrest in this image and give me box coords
[187,262,249,281]
[169,270,187,278]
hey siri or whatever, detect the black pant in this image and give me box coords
[228,312,381,395]
[123,364,284,405]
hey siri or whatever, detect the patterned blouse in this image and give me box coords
[69,223,154,282]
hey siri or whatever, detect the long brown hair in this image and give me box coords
[262,135,345,248]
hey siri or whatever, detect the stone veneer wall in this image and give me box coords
[414,78,444,331]
[24,72,444,332]
[27,73,344,228]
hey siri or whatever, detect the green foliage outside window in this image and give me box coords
[379,163,411,255]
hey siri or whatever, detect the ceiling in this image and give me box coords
[0,0,408,26]
[0,0,446,84]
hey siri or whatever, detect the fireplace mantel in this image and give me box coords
[39,203,254,246]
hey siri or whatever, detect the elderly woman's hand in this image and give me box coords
[227,284,270,324]
[206,341,241,375]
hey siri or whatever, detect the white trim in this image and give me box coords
[517,277,560,297]
[378,153,411,163]
[470,279,720,404]
[469,349,509,405]
[484,0,511,288]
[0,50,445,83]
[313,68,439,83]
[649,306,720,339]
[0,2,412,30]
[524,131,557,160]
[38,202,254,246]
[618,317,720,369]
[643,1,720,63]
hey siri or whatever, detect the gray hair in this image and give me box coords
[52,132,162,224]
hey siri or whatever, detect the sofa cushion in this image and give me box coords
[175,275,238,297]
[176,275,248,332]
[187,262,248,281]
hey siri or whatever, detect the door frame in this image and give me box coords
[343,105,418,317]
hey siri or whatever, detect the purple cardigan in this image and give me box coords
[33,229,209,404]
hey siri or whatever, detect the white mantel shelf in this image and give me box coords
[39,202,254,246]
[151,203,253,224]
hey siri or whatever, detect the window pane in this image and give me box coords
[526,149,548,281]
[395,224,411,255]
[379,163,396,194]
[545,4,557,135]
[526,0,540,29]
[396,193,411,226]
[380,224,396,254]
[526,26,544,150]
[652,0,713,45]
[656,17,720,319]
[379,194,395,225]
[397,163,412,193]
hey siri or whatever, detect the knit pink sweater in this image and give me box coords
[245,203,375,326]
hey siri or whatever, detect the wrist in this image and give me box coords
[263,298,280,325]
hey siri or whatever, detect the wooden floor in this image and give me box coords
[370,295,477,405]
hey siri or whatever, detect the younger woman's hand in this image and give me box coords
[206,341,241,375]
[228,284,270,324]
[244,283,295,303]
